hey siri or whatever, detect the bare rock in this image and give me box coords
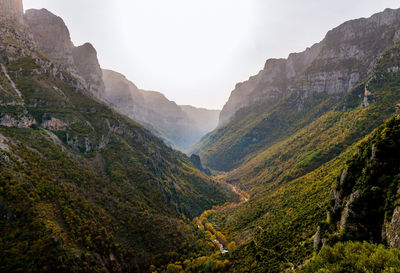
[24,9,75,67]
[388,207,400,248]
[24,9,104,99]
[313,227,321,250]
[340,190,364,232]
[41,117,68,130]
[102,69,219,151]
[0,0,23,24]
[0,114,36,128]
[72,43,105,97]
[219,8,400,125]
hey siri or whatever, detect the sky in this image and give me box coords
[23,0,400,109]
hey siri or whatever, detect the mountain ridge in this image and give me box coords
[218,7,400,127]
[23,7,220,152]
[195,7,400,171]
[0,7,234,272]
[102,68,220,151]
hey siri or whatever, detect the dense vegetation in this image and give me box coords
[2,9,400,273]
[0,21,234,272]
[299,241,400,273]
[317,113,400,247]
[297,112,400,273]
[194,45,400,272]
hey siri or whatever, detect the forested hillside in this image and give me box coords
[2,2,400,273]
[0,17,233,273]
[190,28,400,273]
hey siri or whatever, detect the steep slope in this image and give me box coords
[180,105,220,137]
[0,0,23,24]
[0,13,233,273]
[194,8,400,171]
[102,69,220,151]
[316,114,400,249]
[24,8,220,152]
[300,114,400,272]
[24,8,105,98]
[198,40,400,272]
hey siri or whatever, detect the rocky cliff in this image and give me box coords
[314,114,400,252]
[219,8,400,125]
[0,0,23,24]
[23,8,215,151]
[72,43,105,97]
[0,13,232,272]
[24,8,105,98]
[194,7,400,171]
[102,69,219,151]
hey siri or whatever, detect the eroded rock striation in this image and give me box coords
[0,0,24,24]
[73,43,105,97]
[24,8,105,98]
[102,69,220,151]
[219,8,400,125]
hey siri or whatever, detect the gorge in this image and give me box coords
[1,1,400,272]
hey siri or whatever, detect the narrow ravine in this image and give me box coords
[196,174,250,254]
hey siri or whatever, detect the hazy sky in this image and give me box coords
[24,0,399,109]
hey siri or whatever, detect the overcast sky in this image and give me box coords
[23,0,400,109]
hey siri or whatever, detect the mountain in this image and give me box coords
[194,8,400,171]
[183,7,400,273]
[193,39,400,273]
[301,114,400,272]
[0,0,23,24]
[102,69,220,151]
[23,8,220,152]
[3,1,400,272]
[0,2,234,272]
[24,8,105,98]
[180,105,220,137]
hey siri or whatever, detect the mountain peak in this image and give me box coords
[0,0,23,24]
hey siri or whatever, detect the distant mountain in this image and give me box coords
[3,1,400,272]
[187,7,400,272]
[24,8,105,98]
[180,105,220,137]
[23,8,220,152]
[0,2,233,272]
[194,8,400,171]
[102,69,220,151]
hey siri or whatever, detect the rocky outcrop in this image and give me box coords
[22,8,217,151]
[189,154,211,175]
[24,9,75,67]
[72,43,105,97]
[0,0,23,24]
[219,8,400,125]
[339,190,366,234]
[0,114,35,128]
[388,206,400,248]
[41,117,68,131]
[102,69,219,151]
[24,9,104,98]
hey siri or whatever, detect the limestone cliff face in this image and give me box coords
[219,8,400,125]
[102,69,219,151]
[24,9,105,98]
[0,0,23,24]
[24,9,75,67]
[72,43,105,97]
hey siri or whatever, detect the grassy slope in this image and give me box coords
[299,114,400,272]
[0,23,234,272]
[194,17,399,172]
[203,45,400,272]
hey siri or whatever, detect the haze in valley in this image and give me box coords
[24,0,399,109]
